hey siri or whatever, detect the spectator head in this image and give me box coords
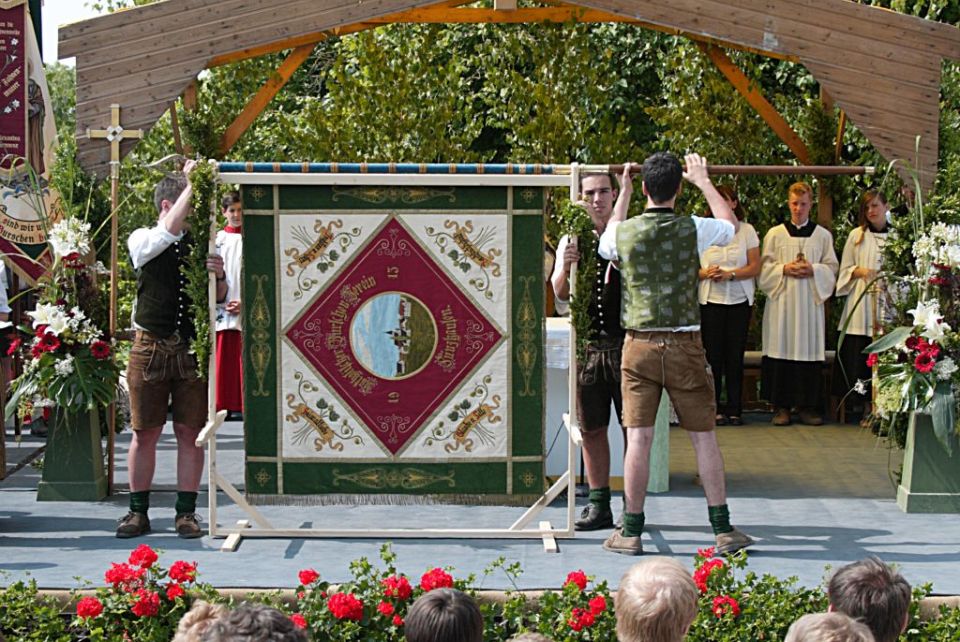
[785,612,876,642]
[200,602,308,642]
[154,173,189,215]
[404,588,483,642]
[827,557,911,642]
[641,152,683,205]
[172,600,228,642]
[508,633,556,642]
[615,557,698,642]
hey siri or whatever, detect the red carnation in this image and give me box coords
[38,333,60,352]
[564,570,588,591]
[382,575,413,600]
[90,340,112,360]
[290,613,308,629]
[866,353,879,368]
[131,589,160,617]
[588,595,607,615]
[377,601,395,617]
[420,568,454,592]
[6,337,20,356]
[393,614,404,627]
[693,558,726,594]
[165,582,185,600]
[915,352,936,373]
[712,594,741,618]
[168,560,198,583]
[128,544,158,569]
[298,568,320,586]
[76,596,104,618]
[327,592,363,621]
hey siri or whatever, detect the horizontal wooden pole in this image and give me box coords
[580,164,875,176]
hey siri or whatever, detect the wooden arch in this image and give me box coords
[60,0,960,187]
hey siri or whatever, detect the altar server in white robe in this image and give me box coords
[759,182,838,426]
[832,190,889,421]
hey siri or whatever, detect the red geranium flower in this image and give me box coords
[392,614,404,627]
[693,559,726,594]
[915,352,936,373]
[165,582,184,600]
[104,563,146,591]
[6,337,20,356]
[327,592,363,621]
[568,607,595,631]
[128,544,158,569]
[588,595,607,615]
[712,594,741,618]
[90,340,112,360]
[382,575,412,600]
[696,546,716,560]
[564,570,588,591]
[131,589,160,617]
[76,596,104,618]
[37,333,60,352]
[290,613,308,629]
[420,568,454,592]
[377,601,395,617]
[168,560,197,583]
[298,568,320,586]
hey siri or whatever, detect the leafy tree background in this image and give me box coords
[46,0,960,355]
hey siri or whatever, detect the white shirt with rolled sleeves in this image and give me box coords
[598,214,735,331]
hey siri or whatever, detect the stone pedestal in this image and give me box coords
[37,408,107,502]
[897,412,960,513]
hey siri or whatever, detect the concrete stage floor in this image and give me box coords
[2,417,959,594]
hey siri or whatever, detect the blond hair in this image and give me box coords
[785,612,876,642]
[788,181,814,199]
[172,600,228,642]
[615,557,698,642]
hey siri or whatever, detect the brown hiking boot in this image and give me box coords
[772,407,792,426]
[116,511,151,539]
[715,527,756,554]
[175,513,204,539]
[799,409,824,426]
[602,529,643,556]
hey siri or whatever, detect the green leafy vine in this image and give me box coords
[554,199,599,361]
[184,160,216,378]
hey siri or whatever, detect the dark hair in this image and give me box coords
[153,174,188,214]
[641,152,683,204]
[404,588,483,642]
[856,189,887,229]
[707,184,745,221]
[828,557,911,642]
[200,602,307,642]
[221,191,242,211]
[578,172,615,192]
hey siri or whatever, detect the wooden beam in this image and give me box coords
[219,43,317,154]
[698,42,811,164]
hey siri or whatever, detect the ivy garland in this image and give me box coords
[554,199,600,362]
[183,160,217,379]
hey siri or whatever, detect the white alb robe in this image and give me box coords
[759,223,838,362]
[836,227,887,337]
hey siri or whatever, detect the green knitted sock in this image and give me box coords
[708,504,733,535]
[175,491,198,515]
[588,486,611,510]
[129,490,150,515]
[621,511,645,538]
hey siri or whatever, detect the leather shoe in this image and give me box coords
[603,529,643,555]
[715,527,756,554]
[799,409,824,426]
[175,512,204,539]
[575,503,614,531]
[772,408,792,426]
[116,511,151,539]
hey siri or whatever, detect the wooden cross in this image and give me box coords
[86,103,143,178]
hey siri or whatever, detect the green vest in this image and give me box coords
[615,209,700,330]
[133,237,195,340]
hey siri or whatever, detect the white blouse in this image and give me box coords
[698,221,760,305]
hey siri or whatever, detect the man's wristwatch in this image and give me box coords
[729,271,736,281]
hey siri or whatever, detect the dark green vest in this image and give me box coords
[133,237,195,341]
[615,209,700,330]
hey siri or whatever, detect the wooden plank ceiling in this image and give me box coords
[60,0,960,186]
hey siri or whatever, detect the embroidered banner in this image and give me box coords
[241,179,545,503]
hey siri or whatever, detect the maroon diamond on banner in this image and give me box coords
[286,217,502,454]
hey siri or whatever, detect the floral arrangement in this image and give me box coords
[554,199,600,361]
[4,216,120,423]
[69,544,219,641]
[867,221,960,449]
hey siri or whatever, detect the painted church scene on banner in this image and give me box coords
[3,0,960,638]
